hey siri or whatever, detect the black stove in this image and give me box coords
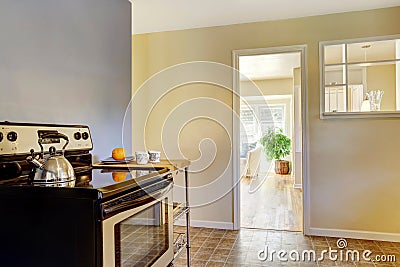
[0,122,173,267]
[0,121,171,198]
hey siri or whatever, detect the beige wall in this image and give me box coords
[133,6,400,235]
[367,64,396,111]
[240,78,293,96]
[132,34,149,152]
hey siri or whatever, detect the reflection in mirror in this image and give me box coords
[321,36,400,114]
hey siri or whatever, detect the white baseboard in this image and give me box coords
[293,183,302,189]
[308,227,400,242]
[174,219,234,230]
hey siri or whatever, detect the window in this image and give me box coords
[240,103,285,157]
[259,105,285,135]
[240,106,258,158]
[320,35,400,118]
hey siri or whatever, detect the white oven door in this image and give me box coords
[102,190,173,267]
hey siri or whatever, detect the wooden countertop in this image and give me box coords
[92,159,190,171]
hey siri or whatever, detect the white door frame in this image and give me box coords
[232,45,310,234]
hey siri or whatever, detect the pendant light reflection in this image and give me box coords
[360,44,372,111]
[359,44,371,67]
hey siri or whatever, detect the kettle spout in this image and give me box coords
[26,156,44,169]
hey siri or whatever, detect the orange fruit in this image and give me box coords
[112,148,126,160]
[112,172,127,182]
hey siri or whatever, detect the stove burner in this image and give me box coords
[0,162,22,180]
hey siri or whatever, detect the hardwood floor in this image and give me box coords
[240,172,303,231]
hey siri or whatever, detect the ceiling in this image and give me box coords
[131,0,400,34]
[239,52,301,80]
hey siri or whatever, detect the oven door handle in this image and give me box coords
[102,183,172,218]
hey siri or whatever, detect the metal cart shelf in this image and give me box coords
[172,167,190,266]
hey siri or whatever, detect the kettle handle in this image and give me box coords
[38,133,69,155]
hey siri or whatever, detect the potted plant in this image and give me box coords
[259,128,291,175]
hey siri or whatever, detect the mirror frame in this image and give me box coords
[320,34,400,119]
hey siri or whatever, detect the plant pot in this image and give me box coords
[274,160,290,175]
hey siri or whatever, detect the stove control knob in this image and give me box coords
[0,132,3,142]
[7,131,17,142]
[74,132,81,140]
[82,132,89,140]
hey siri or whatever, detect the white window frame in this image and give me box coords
[320,34,400,119]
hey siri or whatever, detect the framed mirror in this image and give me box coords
[320,35,400,118]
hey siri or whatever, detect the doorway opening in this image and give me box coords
[232,46,308,232]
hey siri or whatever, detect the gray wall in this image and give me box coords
[0,0,132,160]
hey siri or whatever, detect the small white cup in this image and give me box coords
[148,150,161,163]
[135,151,149,165]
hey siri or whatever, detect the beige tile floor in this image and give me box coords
[173,227,400,267]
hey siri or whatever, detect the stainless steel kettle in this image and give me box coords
[26,133,76,185]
